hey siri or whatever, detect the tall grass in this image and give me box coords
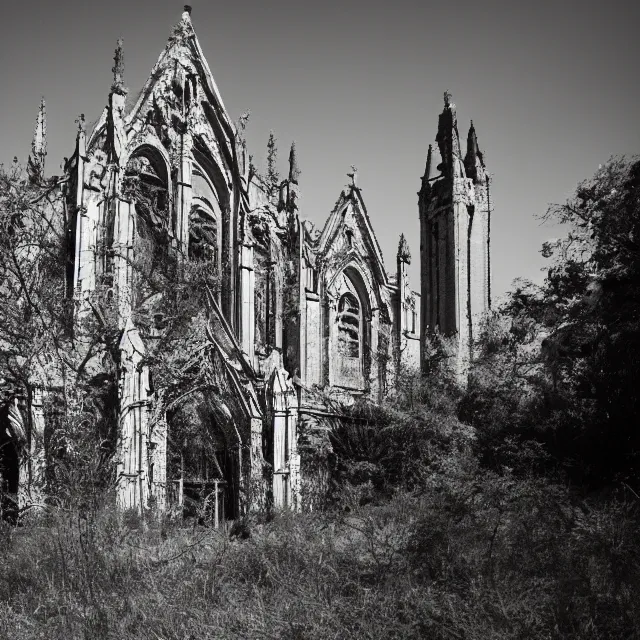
[1,375,639,638]
[1,471,638,638]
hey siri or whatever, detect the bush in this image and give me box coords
[1,475,638,639]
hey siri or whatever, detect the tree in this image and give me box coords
[464,156,640,489]
[0,155,225,515]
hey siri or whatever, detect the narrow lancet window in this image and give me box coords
[337,293,360,358]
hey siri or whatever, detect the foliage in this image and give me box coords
[0,157,224,512]
[0,160,69,403]
[2,127,640,639]
[1,458,638,638]
[329,374,471,500]
[462,156,640,489]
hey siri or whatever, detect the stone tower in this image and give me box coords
[418,92,491,379]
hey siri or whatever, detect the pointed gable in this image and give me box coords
[81,7,241,189]
[316,182,389,288]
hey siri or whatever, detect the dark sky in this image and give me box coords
[1,0,638,300]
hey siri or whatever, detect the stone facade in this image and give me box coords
[0,8,491,520]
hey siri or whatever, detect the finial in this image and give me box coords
[347,164,358,188]
[397,233,411,264]
[112,38,126,93]
[184,4,192,14]
[288,141,300,184]
[76,113,86,134]
[444,90,452,108]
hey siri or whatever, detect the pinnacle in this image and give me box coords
[423,144,432,179]
[397,233,411,264]
[27,97,47,184]
[288,141,300,184]
[111,38,126,94]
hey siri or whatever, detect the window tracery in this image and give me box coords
[337,293,360,358]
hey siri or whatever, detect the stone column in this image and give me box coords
[9,399,29,512]
[249,416,265,512]
[369,308,380,398]
[72,125,86,296]
[176,130,193,254]
[288,405,301,512]
[453,196,471,382]
[148,416,167,512]
[116,323,151,514]
[239,242,255,365]
[326,296,337,387]
[114,198,135,327]
[28,389,46,505]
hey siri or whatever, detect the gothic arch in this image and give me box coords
[123,142,171,192]
[191,142,234,313]
[327,256,379,320]
[121,145,172,261]
[167,389,242,521]
[190,162,223,277]
[191,143,231,215]
[328,264,373,390]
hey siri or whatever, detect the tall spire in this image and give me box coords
[435,90,462,177]
[111,38,126,95]
[288,141,300,184]
[464,120,486,184]
[27,97,46,184]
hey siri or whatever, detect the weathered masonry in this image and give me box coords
[0,7,490,521]
[419,92,492,376]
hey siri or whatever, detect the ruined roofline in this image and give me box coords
[118,7,235,139]
[74,6,243,185]
[314,171,390,287]
[423,92,489,187]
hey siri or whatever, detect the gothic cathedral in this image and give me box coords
[1,7,491,521]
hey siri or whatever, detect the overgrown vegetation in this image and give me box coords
[1,156,639,638]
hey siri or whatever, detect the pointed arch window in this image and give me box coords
[188,206,219,267]
[124,151,170,238]
[190,166,224,292]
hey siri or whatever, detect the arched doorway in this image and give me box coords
[167,392,241,526]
